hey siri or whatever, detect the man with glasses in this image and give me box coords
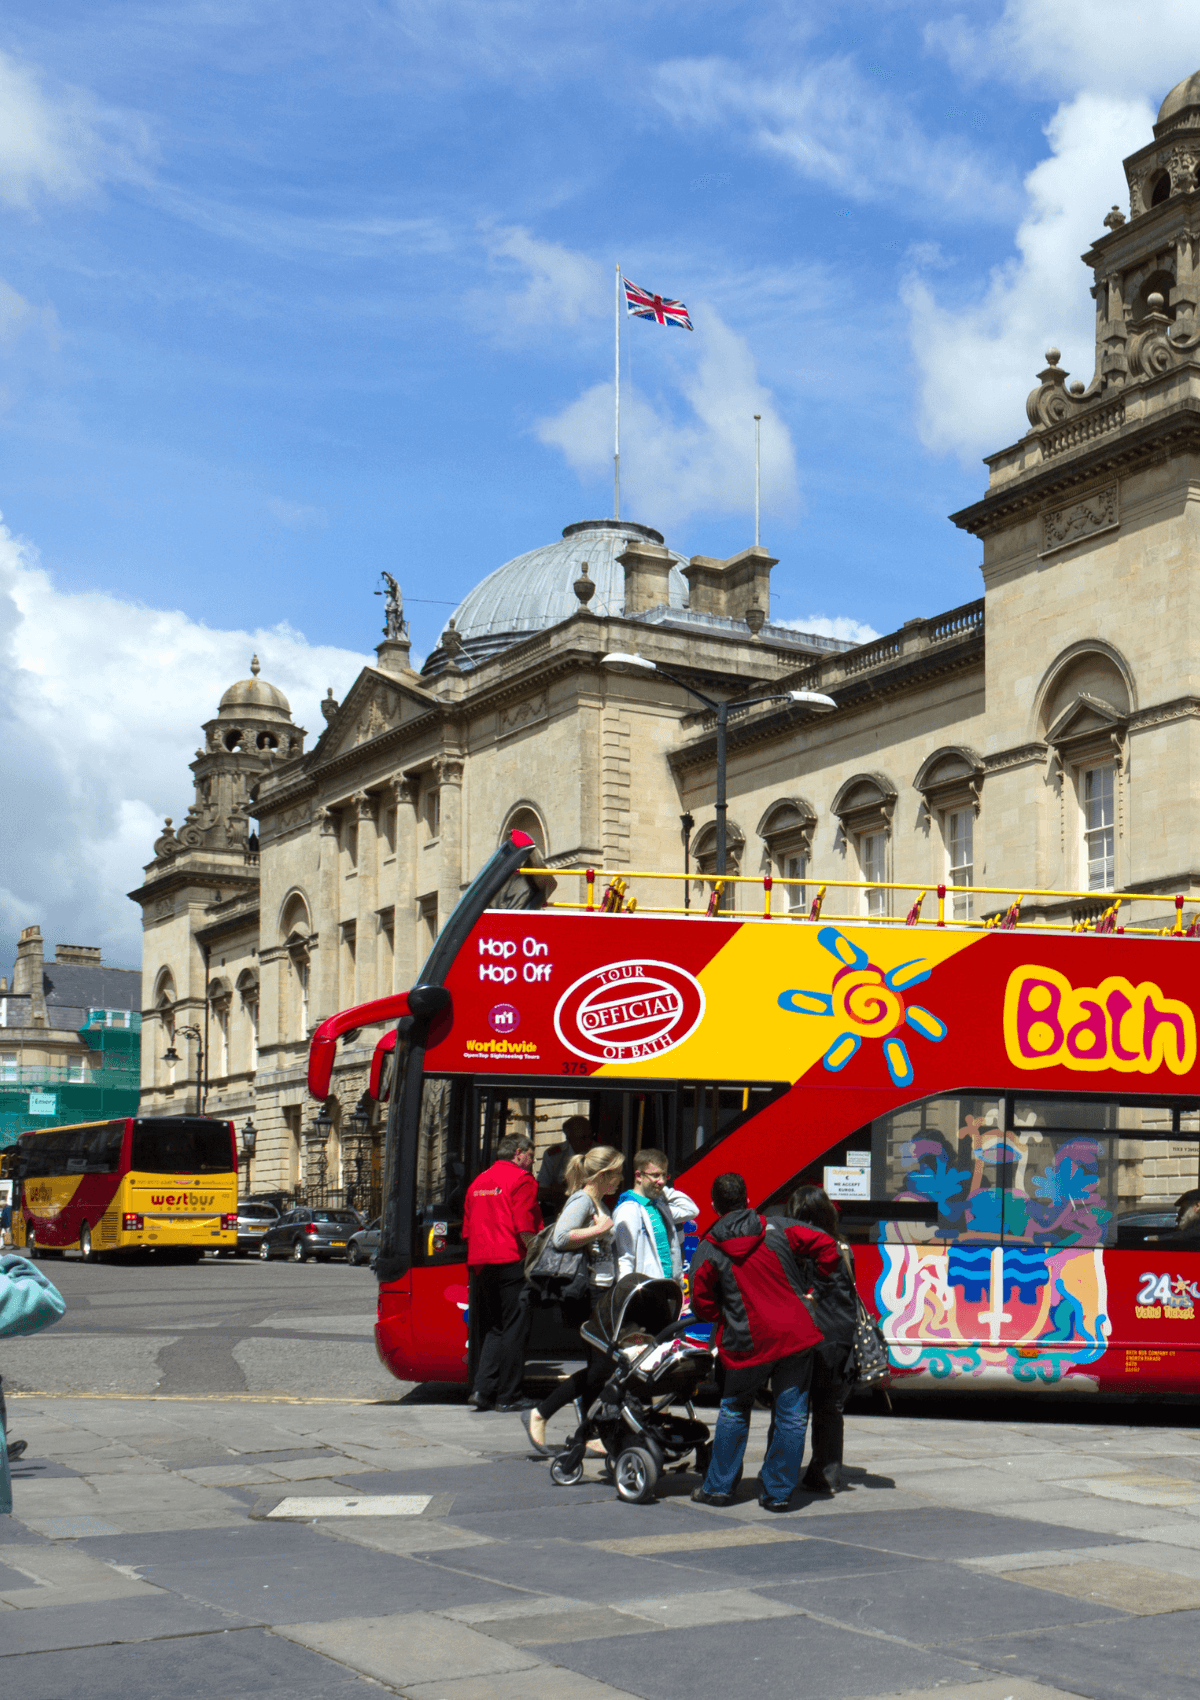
[613,1148,697,1283]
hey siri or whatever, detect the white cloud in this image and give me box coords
[654,54,1019,221]
[485,226,607,332]
[537,307,797,533]
[0,518,371,972]
[903,93,1151,463]
[267,497,327,530]
[0,48,146,209]
[778,615,879,645]
[929,3,1200,101]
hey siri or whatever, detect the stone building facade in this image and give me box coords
[132,72,1200,1212]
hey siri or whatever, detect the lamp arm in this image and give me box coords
[648,662,720,714]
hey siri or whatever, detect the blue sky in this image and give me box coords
[3,0,1200,969]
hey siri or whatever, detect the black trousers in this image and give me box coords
[468,1261,531,1405]
[534,1290,607,1423]
[803,1340,853,1489]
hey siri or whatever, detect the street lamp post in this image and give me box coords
[680,811,694,910]
[240,1117,257,1192]
[161,1024,205,1117]
[308,1104,333,1199]
[343,1094,371,1211]
[602,653,836,907]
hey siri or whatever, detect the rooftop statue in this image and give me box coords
[379,571,407,640]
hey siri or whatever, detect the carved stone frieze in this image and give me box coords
[983,743,1049,774]
[1040,484,1119,556]
[498,691,548,740]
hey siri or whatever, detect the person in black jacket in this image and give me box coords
[788,1185,858,1494]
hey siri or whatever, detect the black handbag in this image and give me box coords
[849,1273,891,1390]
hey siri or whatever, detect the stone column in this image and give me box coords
[313,808,339,1021]
[390,776,417,990]
[436,757,465,942]
[354,791,378,1004]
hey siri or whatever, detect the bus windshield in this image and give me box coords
[130,1119,236,1174]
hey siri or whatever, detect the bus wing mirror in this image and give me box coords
[369,1028,398,1102]
[408,984,451,1020]
[307,993,412,1100]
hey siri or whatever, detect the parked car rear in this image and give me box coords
[236,1200,280,1254]
[260,1208,362,1263]
[347,1218,381,1266]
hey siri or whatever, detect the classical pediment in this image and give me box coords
[315,668,437,761]
[1044,692,1127,751]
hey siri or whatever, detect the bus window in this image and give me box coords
[1004,1100,1119,1248]
[130,1119,235,1174]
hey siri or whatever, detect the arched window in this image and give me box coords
[1036,645,1133,894]
[153,969,176,1089]
[757,798,817,914]
[830,774,898,918]
[207,978,232,1080]
[500,803,547,855]
[279,892,313,1042]
[237,971,260,1073]
[691,819,745,909]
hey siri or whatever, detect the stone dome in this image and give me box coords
[218,655,292,718]
[1157,70,1200,133]
[423,520,688,674]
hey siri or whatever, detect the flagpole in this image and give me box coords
[614,263,621,520]
[754,413,761,547]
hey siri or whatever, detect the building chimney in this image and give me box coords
[618,539,675,615]
[683,546,778,619]
[13,925,48,1026]
[55,944,103,966]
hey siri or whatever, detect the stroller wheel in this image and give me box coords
[549,1455,585,1487]
[614,1445,660,1504]
[602,1452,616,1481]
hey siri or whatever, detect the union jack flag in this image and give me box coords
[622,275,693,330]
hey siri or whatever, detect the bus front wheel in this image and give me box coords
[79,1224,93,1262]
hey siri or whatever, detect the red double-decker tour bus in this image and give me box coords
[309,834,1200,1399]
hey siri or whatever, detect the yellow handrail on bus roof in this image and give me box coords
[512,868,1199,936]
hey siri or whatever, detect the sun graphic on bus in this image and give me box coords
[778,926,948,1087]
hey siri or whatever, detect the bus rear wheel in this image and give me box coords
[26,1229,38,1260]
[79,1224,93,1262]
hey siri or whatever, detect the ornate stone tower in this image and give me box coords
[952,68,1200,920]
[131,658,304,1120]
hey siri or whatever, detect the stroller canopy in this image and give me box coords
[592,1274,683,1347]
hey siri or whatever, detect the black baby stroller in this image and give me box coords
[547,1273,714,1504]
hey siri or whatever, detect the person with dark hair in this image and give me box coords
[689,1171,839,1510]
[788,1184,859,1494]
[463,1134,541,1412]
[537,1115,594,1219]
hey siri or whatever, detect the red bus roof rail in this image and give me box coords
[307,986,451,1100]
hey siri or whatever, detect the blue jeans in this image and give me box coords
[703,1351,812,1503]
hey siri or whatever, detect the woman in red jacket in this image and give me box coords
[689,1171,838,1511]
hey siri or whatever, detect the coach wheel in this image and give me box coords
[292,1239,308,1263]
[259,1240,270,1261]
[549,1455,584,1487]
[614,1445,659,1505]
[26,1229,38,1260]
[79,1224,93,1262]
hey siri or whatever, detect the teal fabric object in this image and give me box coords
[617,1190,673,1277]
[1,1254,66,1516]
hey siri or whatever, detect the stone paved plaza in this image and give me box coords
[4,1259,1200,1699]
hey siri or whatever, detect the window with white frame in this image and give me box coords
[784,853,807,912]
[1083,765,1115,890]
[859,832,887,916]
[946,809,974,920]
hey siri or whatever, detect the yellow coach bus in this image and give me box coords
[12,1116,238,1260]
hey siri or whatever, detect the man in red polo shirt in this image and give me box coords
[463,1134,542,1411]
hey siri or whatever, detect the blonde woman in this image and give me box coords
[525,1145,624,1455]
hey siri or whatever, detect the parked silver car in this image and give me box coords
[347,1217,381,1266]
[259,1207,361,1262]
[235,1200,280,1255]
